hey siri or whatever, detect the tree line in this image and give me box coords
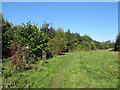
[1,13,116,73]
[2,19,115,58]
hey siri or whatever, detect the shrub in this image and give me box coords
[73,44,83,51]
[115,33,120,51]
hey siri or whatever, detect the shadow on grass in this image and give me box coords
[59,53,66,55]
[45,61,48,64]
[113,61,119,64]
[109,49,119,52]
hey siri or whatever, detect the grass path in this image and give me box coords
[2,50,118,88]
[52,58,68,88]
[52,52,77,88]
[52,50,118,88]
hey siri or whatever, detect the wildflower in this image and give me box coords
[109,65,112,68]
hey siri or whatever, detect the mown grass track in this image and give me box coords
[2,50,118,88]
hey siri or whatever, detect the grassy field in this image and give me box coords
[0,59,2,89]
[2,49,118,88]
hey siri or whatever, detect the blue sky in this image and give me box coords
[2,2,118,42]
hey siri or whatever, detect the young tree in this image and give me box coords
[115,33,120,51]
[65,29,73,51]
[82,35,93,43]
[14,21,49,60]
[94,40,103,49]
[48,27,67,55]
[48,37,66,55]
[90,41,96,50]
[2,17,14,58]
[40,22,56,39]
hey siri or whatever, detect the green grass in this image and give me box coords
[0,59,2,88]
[2,49,118,88]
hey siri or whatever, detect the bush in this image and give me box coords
[90,41,96,50]
[73,44,83,51]
[2,57,12,63]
